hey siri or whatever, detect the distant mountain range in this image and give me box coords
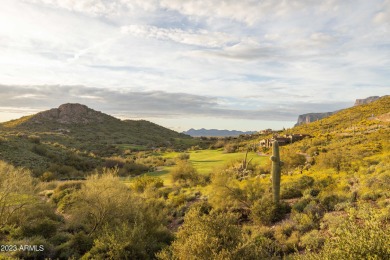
[183,128,257,137]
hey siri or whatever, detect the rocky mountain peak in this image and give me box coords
[354,96,381,106]
[294,112,334,126]
[29,103,115,125]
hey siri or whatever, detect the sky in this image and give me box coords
[0,0,389,132]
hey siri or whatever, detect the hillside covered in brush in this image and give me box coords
[0,103,197,177]
[240,96,390,177]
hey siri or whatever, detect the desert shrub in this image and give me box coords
[164,158,176,166]
[320,194,345,211]
[224,143,238,153]
[251,197,291,226]
[303,201,325,220]
[62,169,172,259]
[51,183,83,213]
[304,188,320,197]
[55,232,93,259]
[274,221,300,253]
[168,193,189,207]
[54,181,83,192]
[281,186,303,199]
[121,162,149,176]
[132,175,163,193]
[49,232,72,246]
[299,229,325,252]
[158,203,274,260]
[307,147,319,156]
[361,191,382,201]
[104,157,125,168]
[7,201,61,241]
[0,161,35,229]
[281,148,306,174]
[28,135,41,144]
[210,139,225,149]
[171,160,202,186]
[40,171,56,182]
[314,176,334,188]
[47,164,78,178]
[293,198,312,213]
[84,221,173,260]
[298,175,315,189]
[31,144,48,156]
[294,212,318,233]
[316,149,349,173]
[300,207,390,259]
[209,169,265,210]
[20,218,59,239]
[176,153,190,160]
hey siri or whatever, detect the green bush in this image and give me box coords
[251,197,291,226]
[293,212,318,233]
[21,218,59,239]
[51,181,83,204]
[31,144,47,156]
[320,194,344,211]
[298,176,315,189]
[28,135,41,144]
[293,198,312,213]
[304,188,320,197]
[55,232,93,259]
[281,186,303,199]
[177,153,190,160]
[159,203,258,260]
[299,229,325,251]
[224,143,238,153]
[300,207,390,259]
[171,161,202,186]
[132,175,163,193]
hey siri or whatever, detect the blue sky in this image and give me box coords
[0,0,389,131]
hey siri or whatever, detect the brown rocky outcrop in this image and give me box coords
[295,112,334,126]
[28,103,117,125]
[354,96,381,106]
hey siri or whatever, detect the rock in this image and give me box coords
[295,112,334,126]
[29,103,118,125]
[354,96,381,106]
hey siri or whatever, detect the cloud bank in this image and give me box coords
[0,85,350,121]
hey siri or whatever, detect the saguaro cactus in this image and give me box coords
[270,141,283,203]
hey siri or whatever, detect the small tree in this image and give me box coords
[281,147,306,174]
[158,204,242,259]
[171,161,202,185]
[0,161,36,229]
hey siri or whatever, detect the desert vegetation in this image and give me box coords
[0,97,389,259]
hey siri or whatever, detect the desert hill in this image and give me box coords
[295,95,387,126]
[0,103,195,176]
[294,95,390,135]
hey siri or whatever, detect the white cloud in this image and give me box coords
[121,25,237,48]
[23,0,130,16]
